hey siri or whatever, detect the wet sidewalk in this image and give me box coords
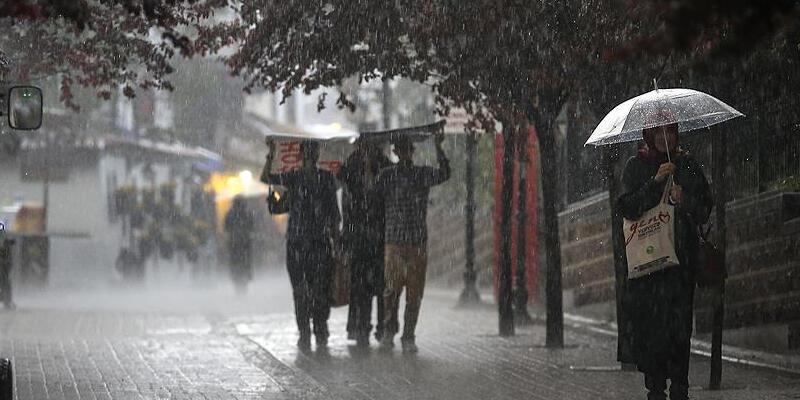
[0,306,276,399]
[0,280,799,399]
[0,281,287,400]
[233,289,800,400]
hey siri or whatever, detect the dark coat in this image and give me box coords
[338,150,391,296]
[262,168,340,245]
[617,152,713,375]
[224,202,255,270]
[338,150,391,247]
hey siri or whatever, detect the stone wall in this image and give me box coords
[558,192,615,307]
[695,191,800,332]
[557,189,800,337]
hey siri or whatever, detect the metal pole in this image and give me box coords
[459,131,481,306]
[710,128,727,390]
[514,124,533,324]
[499,122,516,336]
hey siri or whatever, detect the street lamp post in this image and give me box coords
[459,131,481,306]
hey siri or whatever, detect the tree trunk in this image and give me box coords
[514,123,533,325]
[499,122,516,336]
[527,92,566,348]
[538,128,564,348]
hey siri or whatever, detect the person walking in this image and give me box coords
[224,195,255,294]
[261,140,340,351]
[338,138,392,347]
[618,122,713,400]
[376,134,450,353]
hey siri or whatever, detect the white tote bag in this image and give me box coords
[624,180,679,279]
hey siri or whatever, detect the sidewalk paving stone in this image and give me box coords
[234,290,800,400]
[1,282,799,400]
[0,310,278,400]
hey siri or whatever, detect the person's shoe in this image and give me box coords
[668,384,689,400]
[347,331,357,341]
[379,336,394,352]
[297,336,311,352]
[401,338,418,354]
[315,335,328,348]
[356,335,370,348]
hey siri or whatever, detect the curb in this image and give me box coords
[428,287,800,375]
[559,311,800,377]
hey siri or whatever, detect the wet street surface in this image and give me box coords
[1,273,799,400]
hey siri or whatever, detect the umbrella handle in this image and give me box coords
[661,174,675,204]
[663,128,675,203]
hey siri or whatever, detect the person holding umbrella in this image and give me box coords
[618,118,713,400]
[586,87,743,400]
[261,139,341,351]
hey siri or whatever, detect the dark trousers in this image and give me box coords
[287,239,332,340]
[643,349,690,400]
[346,240,386,339]
[383,244,426,340]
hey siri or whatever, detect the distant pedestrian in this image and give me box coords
[376,134,450,353]
[0,238,14,309]
[618,122,713,400]
[338,138,392,347]
[261,139,340,351]
[224,195,255,293]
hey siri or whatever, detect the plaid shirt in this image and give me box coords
[375,157,450,246]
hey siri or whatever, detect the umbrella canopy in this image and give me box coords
[585,88,744,147]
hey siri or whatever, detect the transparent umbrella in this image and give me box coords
[585,88,744,147]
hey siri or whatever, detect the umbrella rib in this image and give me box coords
[617,94,649,134]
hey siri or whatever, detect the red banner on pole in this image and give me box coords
[493,126,539,303]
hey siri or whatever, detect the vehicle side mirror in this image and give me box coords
[7,86,43,130]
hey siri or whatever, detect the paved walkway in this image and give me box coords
[0,275,798,399]
[235,290,800,400]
